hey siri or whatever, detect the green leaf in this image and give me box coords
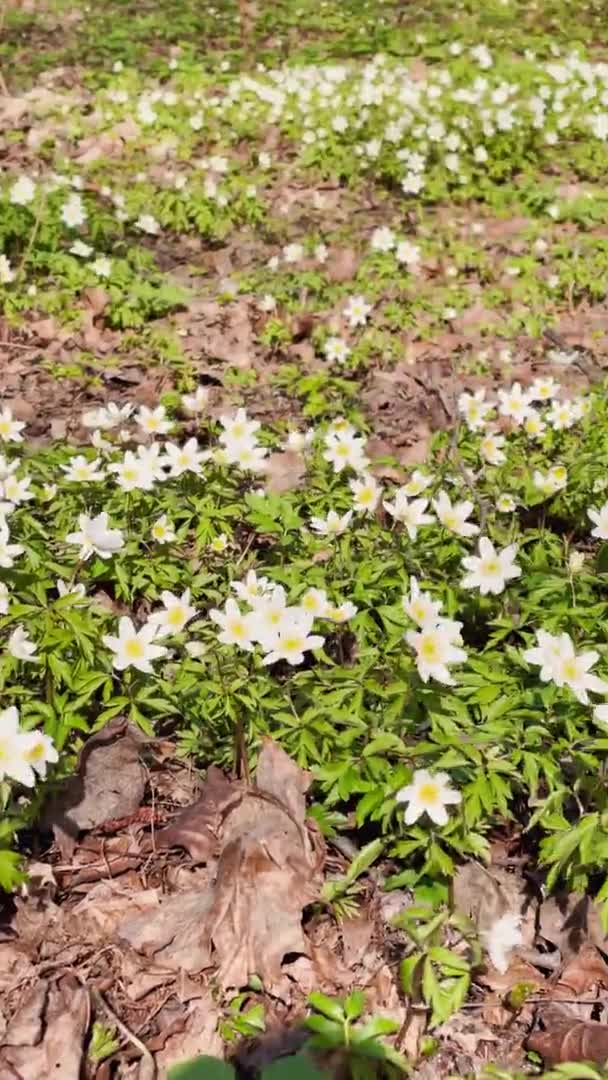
[0,849,25,892]
[307,993,345,1023]
[262,1053,328,1079]
[168,1056,235,1079]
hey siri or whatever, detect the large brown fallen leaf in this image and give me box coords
[43,717,146,859]
[119,739,325,988]
[527,1004,608,1065]
[539,892,608,961]
[0,975,89,1079]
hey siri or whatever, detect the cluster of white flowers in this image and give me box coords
[403,576,467,685]
[459,380,589,442]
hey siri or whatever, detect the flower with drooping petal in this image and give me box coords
[66,512,125,560]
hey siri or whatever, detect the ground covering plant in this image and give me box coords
[4,0,608,1076]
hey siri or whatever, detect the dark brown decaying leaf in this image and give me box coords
[154,765,238,862]
[119,739,325,988]
[527,1004,608,1065]
[43,717,146,860]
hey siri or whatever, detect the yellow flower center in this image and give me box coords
[562,659,578,681]
[420,637,439,661]
[483,558,500,575]
[418,782,440,804]
[125,638,144,659]
[25,742,45,761]
[0,421,11,436]
[123,468,137,482]
[228,620,245,638]
[167,606,185,627]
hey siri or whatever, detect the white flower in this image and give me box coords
[403,576,443,626]
[547,399,576,431]
[497,383,532,425]
[395,240,421,268]
[219,407,260,445]
[136,405,172,435]
[479,433,506,466]
[461,537,521,595]
[458,389,493,432]
[2,474,32,506]
[62,455,105,482]
[300,587,330,617]
[523,409,546,440]
[232,570,272,604]
[61,193,87,227]
[403,470,433,497]
[10,176,36,206]
[524,630,608,704]
[530,376,560,401]
[151,515,176,543]
[482,913,524,973]
[283,242,303,264]
[0,582,9,614]
[383,493,434,540]
[344,295,372,328]
[309,510,353,537]
[8,626,37,662]
[19,728,59,780]
[569,551,585,575]
[324,336,350,364]
[395,769,461,826]
[57,580,86,600]
[66,512,125,560]
[0,520,24,568]
[164,438,207,477]
[534,465,567,495]
[0,405,25,443]
[90,256,112,278]
[370,226,396,252]
[496,493,516,513]
[0,707,38,786]
[589,502,608,540]
[210,533,229,553]
[260,612,325,666]
[210,598,255,650]
[406,620,467,684]
[181,386,210,414]
[324,601,357,624]
[149,589,196,635]
[136,213,160,235]
[109,451,155,492]
[103,616,169,673]
[433,491,479,537]
[70,240,93,258]
[285,428,314,452]
[0,254,14,284]
[324,432,368,474]
[350,474,381,512]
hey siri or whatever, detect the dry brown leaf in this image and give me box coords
[325,247,359,284]
[155,994,223,1074]
[43,717,146,859]
[0,975,89,1079]
[119,740,325,988]
[556,943,608,997]
[539,892,608,961]
[527,1004,608,1065]
[82,286,109,317]
[263,450,307,494]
